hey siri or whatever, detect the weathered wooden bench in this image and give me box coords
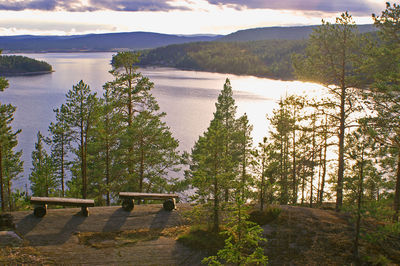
[119,192,179,212]
[30,197,95,218]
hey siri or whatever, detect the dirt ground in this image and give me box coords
[4,204,205,265]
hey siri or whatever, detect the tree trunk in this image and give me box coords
[213,151,219,233]
[213,176,219,233]
[7,179,11,211]
[310,113,316,208]
[0,145,4,212]
[336,85,346,212]
[139,140,144,193]
[81,122,87,199]
[61,134,65,197]
[260,156,265,211]
[292,127,297,204]
[105,137,110,206]
[393,151,400,222]
[354,143,365,261]
[319,120,328,204]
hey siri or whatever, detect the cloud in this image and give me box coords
[207,0,384,15]
[0,20,117,32]
[0,0,190,12]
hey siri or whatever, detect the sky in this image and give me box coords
[0,0,392,36]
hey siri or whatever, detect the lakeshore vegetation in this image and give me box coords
[1,3,400,264]
[0,54,52,76]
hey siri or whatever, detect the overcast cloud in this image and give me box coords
[207,0,383,15]
[0,0,190,12]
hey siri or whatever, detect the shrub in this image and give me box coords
[177,225,226,254]
[248,206,282,226]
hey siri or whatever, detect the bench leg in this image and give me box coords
[163,199,176,211]
[34,205,47,218]
[122,198,134,212]
[81,206,89,217]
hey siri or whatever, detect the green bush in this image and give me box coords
[177,225,226,254]
[248,206,282,225]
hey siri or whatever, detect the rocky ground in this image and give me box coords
[1,204,204,265]
[1,204,399,265]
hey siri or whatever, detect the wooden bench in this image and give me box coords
[30,197,95,218]
[119,192,179,212]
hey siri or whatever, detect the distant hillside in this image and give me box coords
[217,24,377,42]
[0,55,52,76]
[138,24,378,80]
[0,32,220,53]
[139,39,307,80]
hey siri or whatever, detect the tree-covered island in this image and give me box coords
[0,54,53,76]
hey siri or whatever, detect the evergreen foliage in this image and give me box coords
[362,2,400,221]
[293,12,363,211]
[0,54,23,211]
[47,104,70,197]
[0,55,52,75]
[64,80,98,199]
[139,40,306,80]
[29,132,57,197]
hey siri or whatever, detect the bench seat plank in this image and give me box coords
[119,192,179,200]
[30,197,95,207]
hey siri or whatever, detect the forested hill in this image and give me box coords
[217,24,377,42]
[139,40,307,80]
[139,24,377,80]
[0,32,220,53]
[0,55,52,75]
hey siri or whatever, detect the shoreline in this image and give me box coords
[0,70,54,77]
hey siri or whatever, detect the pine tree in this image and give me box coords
[29,132,57,197]
[268,98,292,204]
[293,12,363,211]
[0,103,22,212]
[214,78,238,201]
[109,52,157,190]
[364,2,400,221]
[48,104,70,197]
[3,146,23,211]
[189,79,250,232]
[190,119,225,232]
[0,51,8,92]
[121,109,180,193]
[64,80,98,199]
[87,84,123,205]
[235,114,254,202]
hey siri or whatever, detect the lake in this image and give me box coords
[1,52,324,189]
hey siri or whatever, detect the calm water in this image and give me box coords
[1,52,324,189]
